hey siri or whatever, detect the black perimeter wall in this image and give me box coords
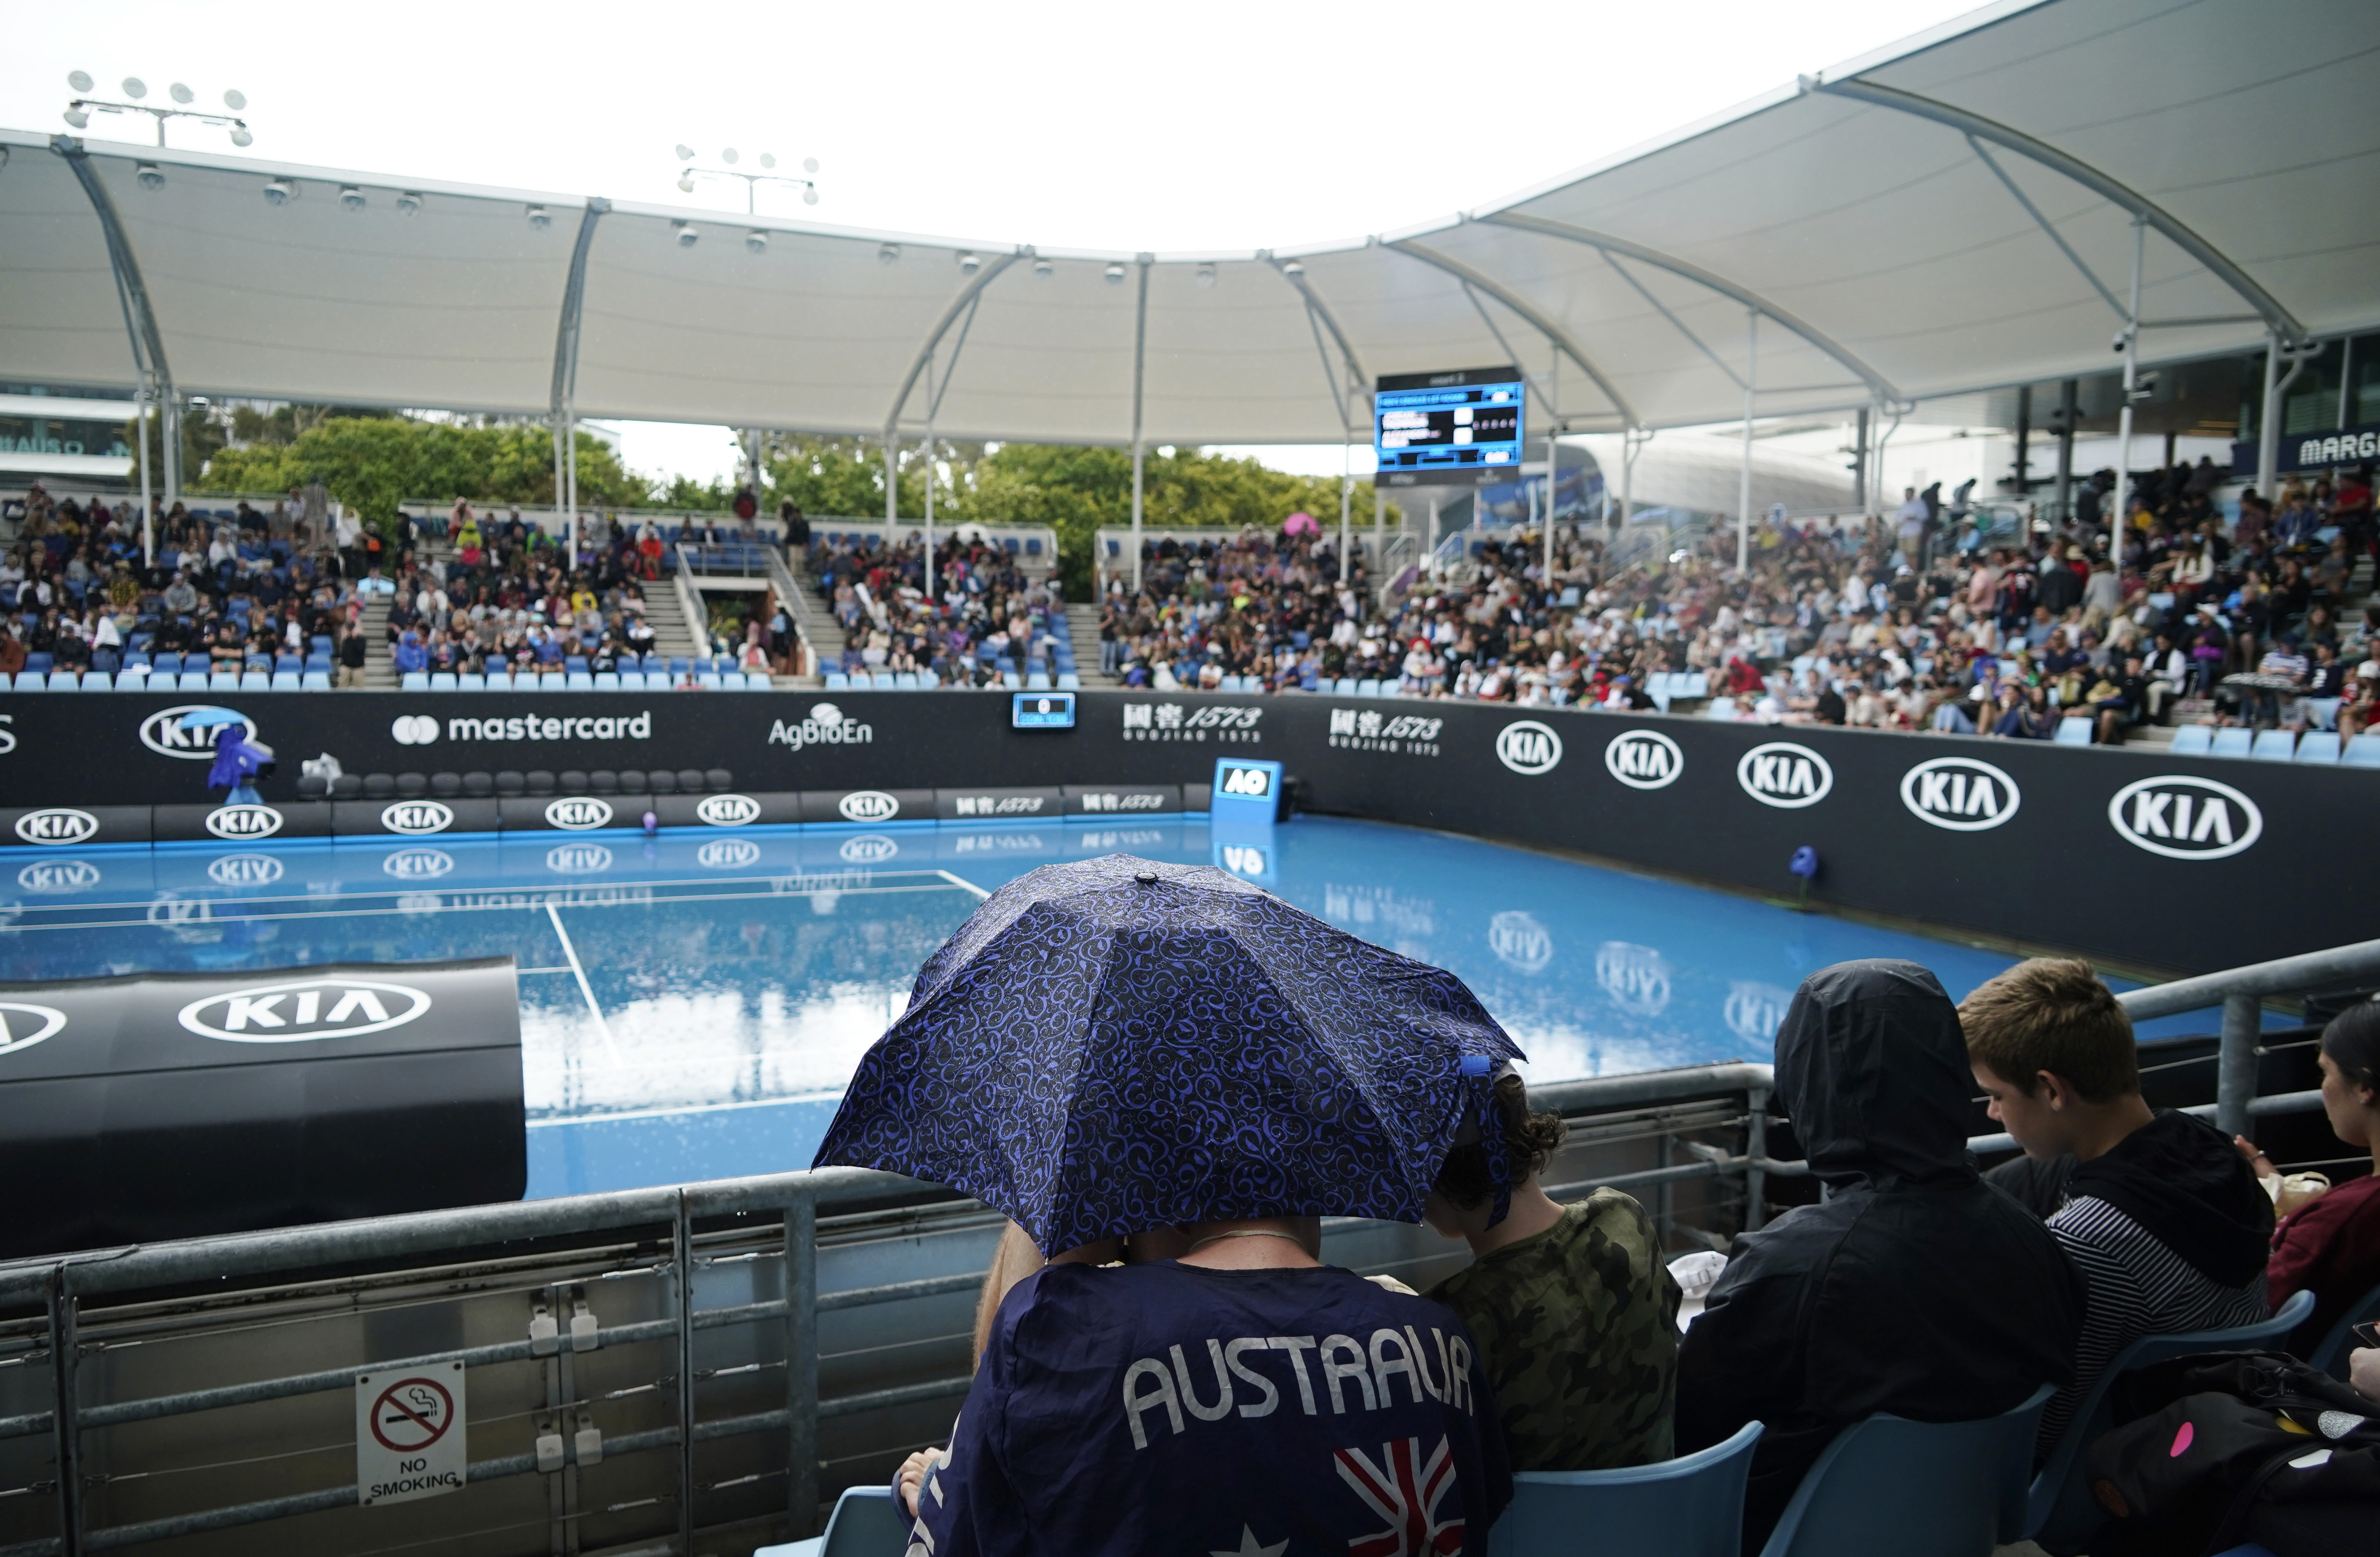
[0,690,2366,976]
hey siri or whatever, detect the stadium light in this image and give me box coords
[958,251,981,275]
[1033,258,1055,279]
[135,162,164,191]
[674,220,699,248]
[671,144,820,213]
[526,204,551,231]
[339,185,366,212]
[1103,263,1126,284]
[64,71,253,149]
[746,229,768,255]
[1197,264,1217,288]
[262,178,293,207]
[879,243,901,265]
[395,191,423,215]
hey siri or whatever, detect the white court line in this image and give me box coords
[935,868,991,900]
[545,902,622,1064]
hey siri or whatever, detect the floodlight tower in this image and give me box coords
[62,72,252,148]
[671,145,819,214]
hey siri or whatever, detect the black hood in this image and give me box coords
[1774,960,1976,1187]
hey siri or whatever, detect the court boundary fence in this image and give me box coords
[0,937,2371,1554]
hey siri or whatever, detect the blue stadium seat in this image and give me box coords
[150,652,182,676]
[112,669,151,691]
[593,671,621,691]
[270,670,302,692]
[47,670,82,691]
[453,672,484,691]
[695,671,722,689]
[430,671,458,692]
[1027,670,1052,691]
[178,671,210,692]
[893,671,919,691]
[302,670,331,691]
[1057,672,1080,690]
[1025,537,1042,555]
[2028,1290,2313,1547]
[310,635,332,656]
[23,653,52,674]
[1334,677,1358,695]
[565,655,589,675]
[209,671,240,693]
[397,671,428,690]
[740,671,771,690]
[11,673,46,693]
[1491,1422,1761,1557]
[77,671,110,691]
[1001,670,1022,690]
[274,653,300,674]
[822,671,850,690]
[2295,733,2341,765]
[1358,679,1384,697]
[2053,716,2091,745]
[566,671,595,691]
[2344,733,2380,768]
[1763,1384,2051,1557]
[2248,728,2296,761]
[2169,723,2213,755]
[2209,726,2254,758]
[670,657,690,676]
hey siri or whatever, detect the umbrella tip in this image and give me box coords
[1134,870,1158,885]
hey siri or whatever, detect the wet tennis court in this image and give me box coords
[0,815,2222,1199]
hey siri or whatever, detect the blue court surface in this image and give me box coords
[0,816,2240,1199]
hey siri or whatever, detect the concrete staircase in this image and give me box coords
[1065,602,1120,688]
[355,594,396,690]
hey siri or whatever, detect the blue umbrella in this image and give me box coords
[813,854,1525,1256]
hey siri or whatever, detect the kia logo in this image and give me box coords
[382,848,455,880]
[1488,910,1553,973]
[2107,775,2263,861]
[382,800,455,836]
[139,705,255,760]
[544,797,614,831]
[391,715,441,746]
[1603,730,1683,791]
[839,834,899,864]
[1494,720,1564,775]
[0,1001,68,1057]
[207,853,285,887]
[15,808,99,846]
[546,842,614,873]
[1736,742,1833,808]
[697,794,762,827]
[1726,980,1794,1044]
[837,791,900,823]
[1596,941,1673,1016]
[204,804,284,840]
[178,977,433,1043]
[1900,756,2021,832]
[697,838,762,870]
[17,860,99,893]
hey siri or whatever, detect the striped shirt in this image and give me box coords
[2038,1193,2268,1450]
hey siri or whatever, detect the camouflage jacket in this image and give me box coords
[1426,1191,1681,1472]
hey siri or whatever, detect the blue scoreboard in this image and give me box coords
[1374,366,1526,486]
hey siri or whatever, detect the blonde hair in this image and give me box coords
[969,1222,1045,1369]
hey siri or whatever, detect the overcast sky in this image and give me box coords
[7,0,1987,482]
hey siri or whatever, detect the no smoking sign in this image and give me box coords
[355,1362,467,1506]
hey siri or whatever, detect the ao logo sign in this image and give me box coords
[0,1002,68,1057]
[139,705,255,759]
[697,794,762,827]
[391,715,442,746]
[1736,742,1833,808]
[697,838,762,870]
[204,804,284,841]
[382,801,455,836]
[1899,757,2022,832]
[544,797,614,831]
[2108,775,2263,861]
[1603,731,1683,791]
[207,854,285,887]
[838,791,901,824]
[839,835,900,865]
[15,808,98,846]
[1489,911,1553,974]
[178,977,432,1043]
[382,848,455,880]
[1495,720,1564,775]
[1219,765,1273,797]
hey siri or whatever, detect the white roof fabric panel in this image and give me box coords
[2,0,2373,444]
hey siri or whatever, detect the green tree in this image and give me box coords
[197,416,644,530]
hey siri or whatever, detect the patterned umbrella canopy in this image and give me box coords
[813,854,1524,1255]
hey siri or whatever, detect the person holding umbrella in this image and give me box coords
[817,855,1516,1556]
[185,709,274,807]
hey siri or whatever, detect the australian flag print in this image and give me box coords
[1337,1436,1465,1557]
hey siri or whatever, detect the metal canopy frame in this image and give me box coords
[51,135,178,510]
[1384,237,1638,430]
[1813,75,2307,344]
[550,198,609,559]
[882,249,1027,526]
[1481,209,1898,403]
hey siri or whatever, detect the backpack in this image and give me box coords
[2081,1351,2380,1555]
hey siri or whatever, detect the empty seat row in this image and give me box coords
[2169,724,2380,767]
[11,668,333,692]
[402,669,773,691]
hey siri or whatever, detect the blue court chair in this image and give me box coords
[2029,1289,2315,1549]
[1762,1382,2052,1557]
[2249,728,2297,761]
[2209,726,2254,758]
[2169,723,2214,755]
[1489,1422,1761,1557]
[400,671,430,691]
[2053,716,2092,745]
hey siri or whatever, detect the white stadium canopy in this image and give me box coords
[2,0,2373,455]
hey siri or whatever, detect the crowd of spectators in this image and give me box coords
[804,530,1064,686]
[1068,458,2376,745]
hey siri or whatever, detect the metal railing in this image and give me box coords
[0,938,2368,1555]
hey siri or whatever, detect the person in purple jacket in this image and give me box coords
[910,1210,1510,1557]
[206,722,274,806]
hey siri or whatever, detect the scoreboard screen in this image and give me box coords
[1374,366,1526,486]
